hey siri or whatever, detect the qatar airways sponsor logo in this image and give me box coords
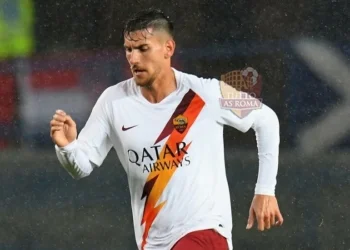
[127,141,191,173]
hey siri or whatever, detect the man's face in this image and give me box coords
[124,28,170,87]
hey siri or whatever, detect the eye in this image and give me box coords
[125,47,132,53]
[140,46,149,52]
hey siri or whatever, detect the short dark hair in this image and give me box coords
[123,8,174,40]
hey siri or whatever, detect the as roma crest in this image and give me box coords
[173,114,188,133]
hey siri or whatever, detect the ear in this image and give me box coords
[164,39,176,59]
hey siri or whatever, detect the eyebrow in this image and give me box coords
[123,43,149,49]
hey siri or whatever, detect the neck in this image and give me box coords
[140,67,177,103]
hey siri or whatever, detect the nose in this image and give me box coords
[128,50,140,66]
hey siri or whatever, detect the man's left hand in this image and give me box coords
[246,195,284,231]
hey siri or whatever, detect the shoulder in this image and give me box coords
[97,77,136,103]
[176,69,219,87]
[90,78,136,119]
[175,68,221,99]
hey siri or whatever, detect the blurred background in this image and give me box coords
[0,0,349,249]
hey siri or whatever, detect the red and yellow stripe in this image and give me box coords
[140,90,205,249]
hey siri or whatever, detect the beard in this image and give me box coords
[134,69,159,89]
[135,77,153,88]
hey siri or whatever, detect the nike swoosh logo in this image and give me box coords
[122,125,138,131]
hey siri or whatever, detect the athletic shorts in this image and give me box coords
[171,229,229,250]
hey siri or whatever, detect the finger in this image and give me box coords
[276,210,284,226]
[50,126,62,136]
[65,115,76,127]
[271,213,276,227]
[56,109,66,116]
[50,120,64,127]
[265,214,271,230]
[51,126,62,132]
[257,214,265,231]
[53,114,66,122]
[246,207,255,230]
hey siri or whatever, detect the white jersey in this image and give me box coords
[55,68,280,250]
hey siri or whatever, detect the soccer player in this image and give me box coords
[50,8,283,250]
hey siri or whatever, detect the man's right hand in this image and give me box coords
[50,110,77,147]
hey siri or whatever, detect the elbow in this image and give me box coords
[252,105,280,143]
[271,108,280,126]
[244,105,280,133]
[63,164,92,180]
[262,104,279,123]
[259,104,280,129]
[270,105,279,122]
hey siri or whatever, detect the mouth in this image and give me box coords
[133,69,146,76]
